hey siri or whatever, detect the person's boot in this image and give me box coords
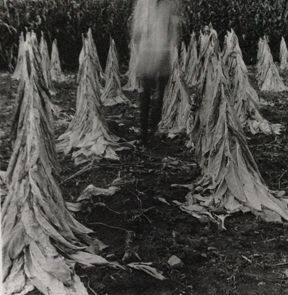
[139,103,149,147]
[150,75,168,137]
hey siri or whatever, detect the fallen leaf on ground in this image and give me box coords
[127,262,166,281]
[171,183,194,190]
[157,197,170,205]
[69,251,109,266]
[77,184,120,202]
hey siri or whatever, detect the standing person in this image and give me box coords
[131,0,179,146]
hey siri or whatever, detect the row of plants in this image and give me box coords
[1,0,288,71]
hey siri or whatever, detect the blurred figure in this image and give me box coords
[131,0,179,146]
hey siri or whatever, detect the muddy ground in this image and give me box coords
[2,69,288,295]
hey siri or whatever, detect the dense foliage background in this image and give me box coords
[0,0,288,71]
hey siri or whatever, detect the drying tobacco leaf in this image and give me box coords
[185,32,198,87]
[50,39,65,82]
[77,33,85,79]
[223,29,281,135]
[101,68,130,106]
[105,36,120,78]
[280,36,288,71]
[77,35,103,93]
[179,41,187,72]
[11,32,60,137]
[77,184,120,202]
[127,262,166,281]
[123,40,142,92]
[199,24,218,58]
[0,170,7,199]
[158,49,194,138]
[65,201,82,212]
[57,41,121,165]
[87,28,105,85]
[40,31,56,95]
[180,42,288,227]
[101,37,130,106]
[196,24,219,88]
[186,26,218,148]
[3,41,108,295]
[256,36,287,92]
[12,31,24,80]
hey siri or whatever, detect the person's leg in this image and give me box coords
[150,74,169,134]
[139,77,153,145]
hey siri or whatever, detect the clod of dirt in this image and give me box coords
[168,255,184,268]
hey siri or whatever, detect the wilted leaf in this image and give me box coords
[171,183,194,190]
[77,184,120,202]
[128,262,166,281]
[57,38,121,164]
[256,36,287,92]
[66,202,82,212]
[50,39,66,83]
[157,197,170,205]
[69,251,109,266]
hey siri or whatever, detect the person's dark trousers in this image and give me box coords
[150,75,169,133]
[139,75,169,145]
[139,77,154,145]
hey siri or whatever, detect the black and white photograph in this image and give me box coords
[1,0,288,294]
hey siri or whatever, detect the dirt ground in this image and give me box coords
[2,69,288,295]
